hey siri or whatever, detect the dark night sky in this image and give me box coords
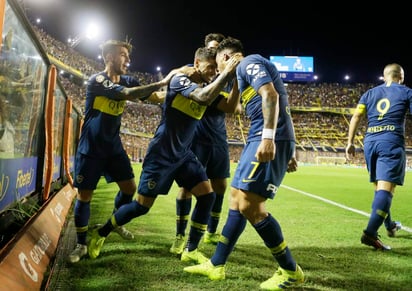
[23,0,412,84]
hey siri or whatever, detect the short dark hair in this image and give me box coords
[195,46,217,61]
[216,37,244,55]
[204,33,225,46]
[100,39,133,58]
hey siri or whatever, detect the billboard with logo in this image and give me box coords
[270,56,314,82]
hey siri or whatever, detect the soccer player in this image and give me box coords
[184,37,303,290]
[87,47,241,263]
[68,39,179,263]
[346,63,409,250]
[204,32,226,49]
[170,33,241,255]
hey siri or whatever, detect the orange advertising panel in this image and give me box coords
[0,184,76,290]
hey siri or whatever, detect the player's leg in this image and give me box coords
[101,153,137,240]
[88,193,154,259]
[68,153,103,263]
[361,142,402,250]
[170,187,192,254]
[247,141,304,289]
[202,145,230,244]
[204,178,226,244]
[178,156,215,263]
[89,157,174,259]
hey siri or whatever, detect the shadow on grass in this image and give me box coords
[55,236,411,291]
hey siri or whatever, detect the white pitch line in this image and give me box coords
[281,184,412,234]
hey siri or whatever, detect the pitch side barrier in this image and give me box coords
[0,0,81,289]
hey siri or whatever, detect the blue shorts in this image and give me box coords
[363,140,405,185]
[191,142,230,179]
[138,151,209,197]
[73,151,134,190]
[231,140,294,199]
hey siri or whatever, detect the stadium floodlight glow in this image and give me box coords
[68,21,100,48]
[85,22,99,40]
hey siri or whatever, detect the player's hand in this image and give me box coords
[161,65,195,85]
[223,53,242,75]
[255,139,275,162]
[345,143,355,161]
[287,157,298,173]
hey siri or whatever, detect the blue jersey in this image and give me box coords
[236,54,294,142]
[190,84,233,179]
[231,55,295,198]
[145,73,208,161]
[359,82,412,146]
[77,72,140,158]
[138,73,209,196]
[194,83,232,145]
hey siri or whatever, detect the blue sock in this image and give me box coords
[207,193,224,233]
[384,210,392,230]
[365,190,392,237]
[74,200,90,245]
[186,192,215,251]
[176,198,192,236]
[113,191,134,213]
[254,214,296,271]
[99,200,149,237]
[211,209,246,266]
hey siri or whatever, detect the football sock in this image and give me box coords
[211,209,246,266]
[74,200,90,245]
[186,192,215,251]
[176,198,192,236]
[113,191,134,213]
[207,192,224,233]
[99,200,149,237]
[365,190,392,237]
[384,210,392,229]
[254,213,296,271]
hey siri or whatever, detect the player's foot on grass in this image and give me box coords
[67,243,87,263]
[93,223,134,240]
[260,264,304,290]
[113,225,134,240]
[170,234,185,255]
[361,231,391,251]
[203,232,220,244]
[183,260,225,280]
[180,248,208,264]
[88,229,106,259]
[386,221,402,237]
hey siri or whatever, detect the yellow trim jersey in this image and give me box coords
[145,73,207,161]
[77,72,140,157]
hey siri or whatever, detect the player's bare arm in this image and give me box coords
[146,91,166,104]
[255,83,279,162]
[346,109,364,160]
[216,78,241,114]
[189,54,241,105]
[118,65,191,101]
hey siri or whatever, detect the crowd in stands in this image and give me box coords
[31,25,412,165]
[287,82,374,108]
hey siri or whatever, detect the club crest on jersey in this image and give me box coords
[148,179,156,190]
[76,175,84,184]
[96,74,105,83]
[246,63,260,75]
[179,76,191,87]
[103,79,114,88]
